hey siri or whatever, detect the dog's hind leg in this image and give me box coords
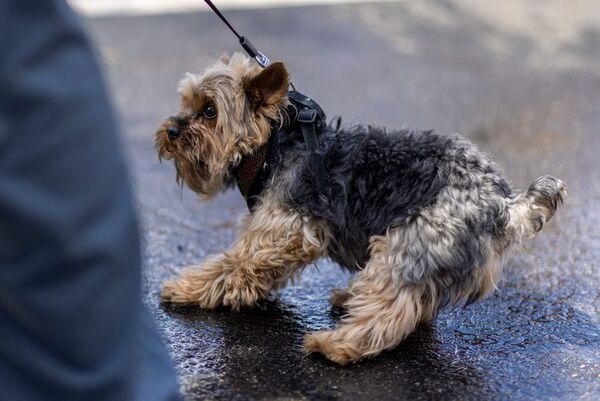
[304,259,436,365]
[161,198,328,310]
[304,232,439,365]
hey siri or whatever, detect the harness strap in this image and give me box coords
[297,109,329,195]
[288,90,326,122]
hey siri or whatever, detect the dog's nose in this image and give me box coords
[167,126,180,141]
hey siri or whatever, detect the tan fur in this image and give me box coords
[305,246,438,365]
[155,53,290,199]
[470,242,504,300]
[161,197,329,310]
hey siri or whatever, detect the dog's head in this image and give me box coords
[154,52,290,198]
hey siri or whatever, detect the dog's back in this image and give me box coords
[276,127,514,269]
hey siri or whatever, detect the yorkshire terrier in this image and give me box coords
[155,53,566,365]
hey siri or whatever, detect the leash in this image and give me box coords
[202,0,272,68]
[202,0,297,91]
[202,0,329,208]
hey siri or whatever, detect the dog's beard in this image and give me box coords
[174,157,204,193]
[173,155,228,199]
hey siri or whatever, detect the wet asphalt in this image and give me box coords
[85,1,599,400]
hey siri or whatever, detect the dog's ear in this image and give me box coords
[245,62,289,110]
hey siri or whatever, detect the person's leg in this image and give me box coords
[0,1,179,399]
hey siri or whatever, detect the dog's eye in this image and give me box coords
[202,105,217,119]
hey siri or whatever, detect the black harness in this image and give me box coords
[233,90,329,210]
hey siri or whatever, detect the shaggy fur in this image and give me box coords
[155,53,567,365]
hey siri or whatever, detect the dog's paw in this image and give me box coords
[304,330,361,365]
[222,269,264,310]
[161,278,195,304]
[160,267,226,309]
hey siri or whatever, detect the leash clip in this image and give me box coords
[254,52,271,68]
[239,36,271,67]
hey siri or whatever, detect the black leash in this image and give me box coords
[202,0,329,206]
[203,0,271,68]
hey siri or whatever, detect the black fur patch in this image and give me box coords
[267,123,512,272]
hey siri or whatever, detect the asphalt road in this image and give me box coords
[85,1,600,400]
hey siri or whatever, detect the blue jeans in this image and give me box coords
[0,1,180,400]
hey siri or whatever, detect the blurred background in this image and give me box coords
[71,1,599,400]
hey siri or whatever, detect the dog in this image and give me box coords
[155,53,566,365]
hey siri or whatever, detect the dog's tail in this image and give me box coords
[505,175,567,243]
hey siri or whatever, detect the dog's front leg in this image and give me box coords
[162,199,328,310]
[221,199,328,310]
[161,253,232,309]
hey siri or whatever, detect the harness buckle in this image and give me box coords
[297,109,318,124]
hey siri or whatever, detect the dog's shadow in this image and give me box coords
[161,298,494,400]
